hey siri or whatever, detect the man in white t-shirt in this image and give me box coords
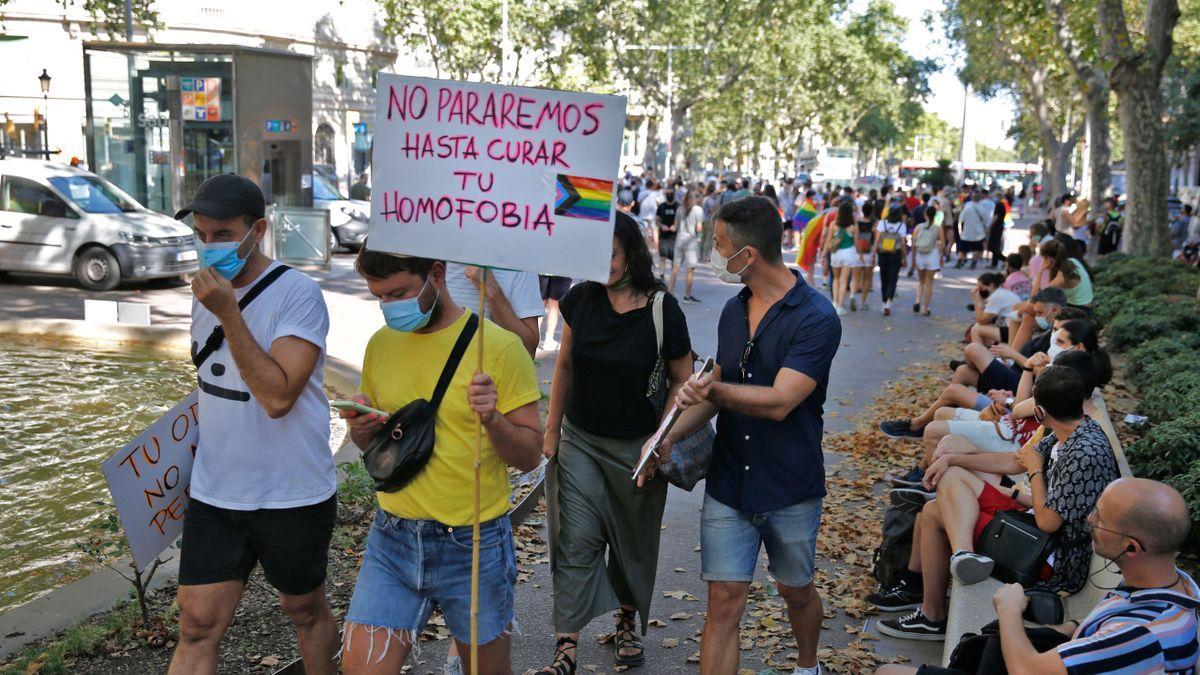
[444,264,543,357]
[955,190,989,269]
[970,271,1022,346]
[170,174,338,674]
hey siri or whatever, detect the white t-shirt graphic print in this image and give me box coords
[189,262,335,510]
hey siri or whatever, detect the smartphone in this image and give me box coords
[330,399,390,418]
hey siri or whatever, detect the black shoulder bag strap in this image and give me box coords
[429,313,480,409]
[191,264,293,369]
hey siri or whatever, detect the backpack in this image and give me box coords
[879,222,905,254]
[854,223,873,253]
[870,501,918,589]
[914,223,938,254]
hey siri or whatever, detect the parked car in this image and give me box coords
[312,174,368,252]
[0,158,198,291]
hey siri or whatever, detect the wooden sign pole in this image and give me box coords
[470,267,488,675]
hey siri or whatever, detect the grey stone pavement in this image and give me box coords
[0,212,1035,672]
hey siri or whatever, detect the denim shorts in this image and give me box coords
[701,493,822,588]
[345,510,517,645]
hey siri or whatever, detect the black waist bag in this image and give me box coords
[977,510,1056,586]
[362,313,478,492]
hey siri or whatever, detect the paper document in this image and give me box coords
[631,357,715,480]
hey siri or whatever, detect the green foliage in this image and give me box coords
[1127,410,1200,480]
[1103,296,1200,351]
[1127,338,1200,391]
[1093,255,1200,294]
[1137,371,1200,424]
[921,159,955,191]
[337,460,377,516]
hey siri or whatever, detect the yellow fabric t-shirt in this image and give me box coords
[360,309,541,526]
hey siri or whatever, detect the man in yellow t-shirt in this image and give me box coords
[339,249,542,675]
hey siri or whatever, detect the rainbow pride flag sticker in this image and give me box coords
[555,175,614,222]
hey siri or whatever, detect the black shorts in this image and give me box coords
[179,495,336,595]
[999,324,1010,344]
[539,275,572,301]
[959,239,984,252]
[659,236,676,261]
[979,358,1021,393]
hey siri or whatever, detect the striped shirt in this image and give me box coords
[1058,569,1200,674]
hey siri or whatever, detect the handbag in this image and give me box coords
[360,313,479,492]
[976,509,1056,586]
[647,291,715,491]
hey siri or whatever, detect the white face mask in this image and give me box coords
[1047,330,1068,361]
[709,245,749,284]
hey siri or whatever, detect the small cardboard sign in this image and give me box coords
[101,390,199,571]
[367,75,627,282]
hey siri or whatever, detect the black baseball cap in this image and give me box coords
[174,173,266,221]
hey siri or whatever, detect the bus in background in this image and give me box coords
[959,162,1041,191]
[897,159,938,190]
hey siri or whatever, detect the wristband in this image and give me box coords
[1022,365,1035,372]
[1029,469,1043,482]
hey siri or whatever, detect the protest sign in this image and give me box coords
[101,390,199,572]
[368,75,627,282]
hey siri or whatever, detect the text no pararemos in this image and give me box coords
[387,83,607,138]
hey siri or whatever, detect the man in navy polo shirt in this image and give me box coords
[652,196,841,675]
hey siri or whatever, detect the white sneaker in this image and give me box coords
[793,665,822,675]
[835,306,848,316]
[540,338,559,352]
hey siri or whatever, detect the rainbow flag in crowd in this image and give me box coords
[796,208,831,271]
[792,198,818,229]
[555,175,614,222]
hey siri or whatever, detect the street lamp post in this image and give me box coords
[619,42,705,178]
[38,69,51,159]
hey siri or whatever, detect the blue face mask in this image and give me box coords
[199,227,256,280]
[380,279,439,332]
[1036,315,1051,330]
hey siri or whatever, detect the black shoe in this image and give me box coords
[907,268,915,277]
[866,578,924,612]
[950,551,995,584]
[948,359,966,372]
[889,477,926,489]
[969,260,978,269]
[954,260,966,269]
[879,419,923,440]
[682,295,701,304]
[966,303,975,311]
[890,487,935,511]
[912,303,921,314]
[877,609,947,641]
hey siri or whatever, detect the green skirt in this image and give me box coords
[546,418,668,634]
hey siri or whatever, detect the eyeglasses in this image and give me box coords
[739,340,754,383]
[1087,508,1144,552]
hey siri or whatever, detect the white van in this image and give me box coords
[0,158,198,290]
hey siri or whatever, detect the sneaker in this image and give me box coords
[948,359,966,372]
[877,609,947,641]
[850,297,858,312]
[907,268,915,277]
[862,300,870,311]
[883,306,891,316]
[890,487,935,511]
[836,305,848,316]
[540,338,560,352]
[969,259,978,269]
[912,302,921,314]
[866,578,924,612]
[966,303,975,311]
[792,665,823,675]
[887,466,925,487]
[950,551,995,584]
[879,419,923,440]
[682,295,700,304]
[889,476,926,489]
[954,259,966,269]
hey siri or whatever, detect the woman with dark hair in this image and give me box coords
[824,200,858,316]
[538,211,694,675]
[875,206,908,315]
[1040,237,1093,312]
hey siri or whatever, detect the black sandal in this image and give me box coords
[537,635,578,675]
[613,608,645,667]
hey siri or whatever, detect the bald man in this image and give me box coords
[877,477,1199,675]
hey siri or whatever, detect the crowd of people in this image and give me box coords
[160,170,1196,675]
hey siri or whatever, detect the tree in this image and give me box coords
[377,0,567,85]
[945,0,1085,197]
[1043,0,1112,212]
[1098,0,1181,255]
[1162,0,1200,185]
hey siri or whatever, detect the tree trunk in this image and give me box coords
[643,115,660,176]
[1114,77,1172,254]
[670,108,689,178]
[1084,84,1112,209]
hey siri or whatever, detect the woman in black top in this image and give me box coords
[988,194,1008,268]
[538,212,694,675]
